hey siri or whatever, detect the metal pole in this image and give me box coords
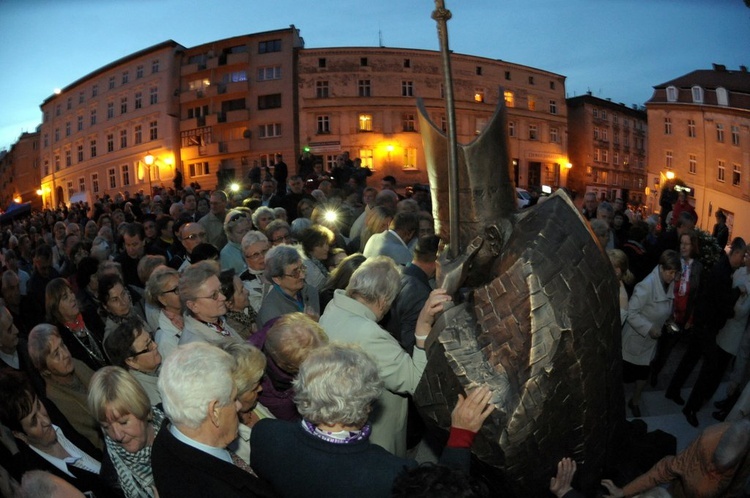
[432,0,460,259]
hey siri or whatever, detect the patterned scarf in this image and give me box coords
[301,419,371,445]
[105,407,166,498]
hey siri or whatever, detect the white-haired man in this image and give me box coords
[152,342,275,498]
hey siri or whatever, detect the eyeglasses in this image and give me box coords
[162,286,179,295]
[270,234,291,244]
[108,289,131,305]
[130,335,156,357]
[283,265,307,278]
[183,232,207,241]
[244,248,269,260]
[194,289,225,301]
[228,212,247,224]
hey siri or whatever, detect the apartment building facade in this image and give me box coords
[566,94,648,205]
[646,64,750,237]
[297,48,569,189]
[39,41,184,208]
[0,130,42,209]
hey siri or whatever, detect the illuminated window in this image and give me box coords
[504,91,514,108]
[359,149,373,169]
[403,147,418,170]
[527,95,536,111]
[474,89,485,103]
[358,114,372,132]
[188,79,211,91]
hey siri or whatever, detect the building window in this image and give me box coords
[54,128,60,142]
[528,124,538,140]
[593,108,599,119]
[90,110,97,126]
[403,147,418,170]
[108,167,117,189]
[666,86,678,102]
[43,134,49,147]
[225,71,247,83]
[91,173,99,194]
[67,181,74,198]
[107,134,114,152]
[358,80,371,97]
[65,149,71,167]
[188,79,210,91]
[664,117,672,135]
[717,87,729,106]
[550,81,556,90]
[189,162,211,177]
[601,110,607,120]
[151,59,160,73]
[360,57,368,67]
[401,81,413,97]
[594,127,600,140]
[107,102,114,119]
[475,117,487,135]
[717,123,725,143]
[77,144,83,162]
[121,164,130,186]
[77,115,83,131]
[122,71,129,84]
[357,149,373,170]
[402,113,416,132]
[65,122,71,137]
[317,115,330,134]
[602,150,609,163]
[258,123,282,138]
[78,91,84,104]
[505,71,511,80]
[358,114,372,132]
[257,94,281,110]
[66,97,71,110]
[404,59,411,68]
[120,97,128,114]
[92,84,98,97]
[550,127,559,143]
[593,149,600,162]
[149,87,158,105]
[135,92,142,109]
[78,177,85,192]
[665,151,673,168]
[108,76,115,90]
[687,119,696,138]
[136,65,144,79]
[318,57,326,68]
[613,151,619,165]
[474,89,485,103]
[120,129,127,148]
[149,121,158,140]
[134,125,142,144]
[549,100,557,114]
[732,125,740,146]
[527,95,537,111]
[508,121,515,137]
[692,85,704,103]
[718,160,725,182]
[54,154,60,171]
[504,91,514,108]
[316,81,329,98]
[689,154,697,174]
[602,129,609,141]
[259,39,281,53]
[528,76,535,85]
[733,164,741,186]
[257,66,281,81]
[90,140,97,158]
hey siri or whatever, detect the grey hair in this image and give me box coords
[293,343,383,427]
[27,324,61,372]
[273,207,287,219]
[252,206,275,229]
[290,218,312,240]
[221,342,266,397]
[241,230,269,252]
[345,256,402,307]
[158,342,236,429]
[264,244,303,281]
[223,208,251,238]
[19,471,62,498]
[145,266,179,307]
[179,260,221,311]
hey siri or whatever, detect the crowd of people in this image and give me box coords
[0,160,747,497]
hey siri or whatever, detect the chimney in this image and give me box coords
[712,63,727,71]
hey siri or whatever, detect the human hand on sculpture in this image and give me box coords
[450,385,494,432]
[436,235,483,296]
[549,458,577,498]
[601,479,625,497]
[414,288,452,348]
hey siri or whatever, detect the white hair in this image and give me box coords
[158,342,235,429]
[241,230,269,252]
[346,255,402,307]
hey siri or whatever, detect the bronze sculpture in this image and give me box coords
[414,8,625,491]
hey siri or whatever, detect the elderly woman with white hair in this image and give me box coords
[220,208,253,274]
[319,256,451,456]
[251,206,275,234]
[256,245,320,327]
[151,342,275,498]
[250,343,493,497]
[239,231,270,315]
[178,261,243,346]
[145,266,183,361]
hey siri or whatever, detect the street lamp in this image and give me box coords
[665,170,675,180]
[143,153,155,197]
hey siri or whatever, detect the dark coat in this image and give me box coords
[151,422,276,498]
[385,263,432,354]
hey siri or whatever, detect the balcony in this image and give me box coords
[180,116,206,131]
[225,108,249,122]
[223,80,250,95]
[226,52,250,65]
[220,138,251,154]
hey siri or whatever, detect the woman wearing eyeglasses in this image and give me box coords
[257,245,320,328]
[178,261,244,345]
[99,274,151,342]
[220,208,253,274]
[145,266,183,362]
[46,278,108,372]
[239,231,270,316]
[103,317,163,405]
